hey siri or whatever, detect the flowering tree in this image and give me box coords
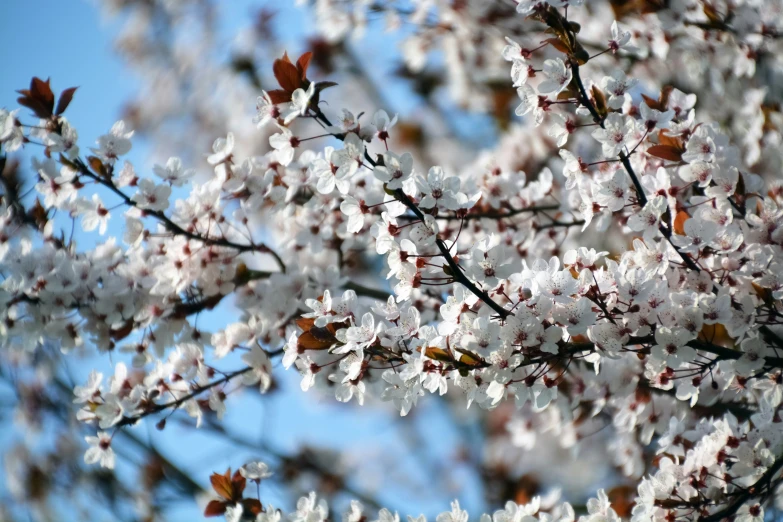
[2,0,783,521]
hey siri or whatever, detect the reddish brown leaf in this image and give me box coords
[735,171,746,198]
[700,323,734,349]
[58,154,78,171]
[296,51,313,80]
[242,499,263,515]
[315,81,337,92]
[273,58,302,93]
[641,86,673,112]
[16,97,47,118]
[55,87,78,116]
[210,472,234,501]
[0,156,17,195]
[295,317,316,331]
[424,347,452,362]
[456,349,484,367]
[640,0,666,14]
[591,85,608,119]
[327,320,349,334]
[607,486,637,518]
[673,210,690,235]
[658,85,673,110]
[609,0,644,18]
[544,37,571,55]
[703,4,724,24]
[231,469,246,496]
[297,331,334,350]
[571,42,590,64]
[28,198,49,230]
[88,156,107,178]
[311,326,338,343]
[657,131,683,149]
[204,500,228,517]
[109,320,134,341]
[646,145,683,162]
[640,93,661,111]
[267,89,291,104]
[752,282,775,307]
[17,77,56,119]
[31,77,54,104]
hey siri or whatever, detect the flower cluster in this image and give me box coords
[2,1,783,521]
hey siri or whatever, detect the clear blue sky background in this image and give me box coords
[0,2,484,521]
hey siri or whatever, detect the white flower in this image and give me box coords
[602,70,638,110]
[592,113,635,158]
[589,321,628,354]
[46,119,79,158]
[344,501,364,522]
[705,167,739,201]
[735,336,767,376]
[436,501,468,522]
[469,240,513,288]
[651,327,696,366]
[560,149,586,189]
[340,195,367,233]
[90,120,133,164]
[0,109,23,151]
[502,38,531,87]
[627,195,666,240]
[284,82,316,124]
[269,125,297,166]
[208,132,235,166]
[304,290,333,326]
[35,158,77,208]
[131,178,171,212]
[594,170,629,212]
[78,194,111,234]
[515,1,543,15]
[331,132,365,178]
[240,461,274,481]
[381,369,423,416]
[609,21,634,53]
[409,214,439,247]
[670,218,718,254]
[373,110,398,141]
[255,91,282,128]
[735,503,763,522]
[537,58,572,95]
[548,113,576,147]
[681,125,716,164]
[639,103,674,131]
[84,431,115,469]
[73,371,103,403]
[515,84,545,126]
[153,157,194,186]
[313,147,351,194]
[554,298,597,335]
[329,371,366,405]
[417,166,460,210]
[337,312,377,353]
[374,151,414,190]
[208,389,226,419]
[241,346,273,393]
[290,492,329,522]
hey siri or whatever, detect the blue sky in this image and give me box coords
[0,1,142,151]
[0,2,486,521]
